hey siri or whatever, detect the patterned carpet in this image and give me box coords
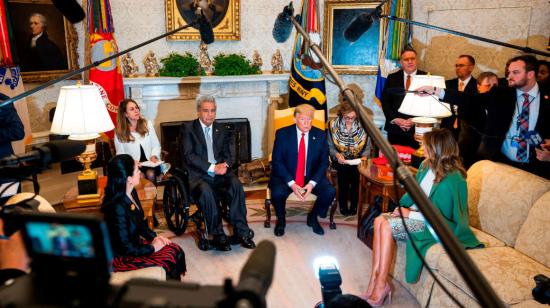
[155,193,419,308]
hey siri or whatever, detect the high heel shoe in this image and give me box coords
[367,283,392,307]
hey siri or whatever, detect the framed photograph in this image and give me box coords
[323,0,383,74]
[8,0,79,83]
[165,0,240,41]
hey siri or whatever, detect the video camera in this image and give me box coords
[0,210,276,307]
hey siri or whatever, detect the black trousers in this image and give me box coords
[270,179,336,220]
[333,163,360,211]
[190,173,250,237]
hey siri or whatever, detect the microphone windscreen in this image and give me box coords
[197,15,214,44]
[51,0,86,23]
[272,11,293,43]
[41,139,86,163]
[237,240,276,297]
[343,13,373,43]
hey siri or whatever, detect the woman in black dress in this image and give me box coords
[102,154,186,280]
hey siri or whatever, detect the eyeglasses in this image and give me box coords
[343,116,356,121]
[455,64,472,68]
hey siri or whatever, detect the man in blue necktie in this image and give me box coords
[180,95,255,250]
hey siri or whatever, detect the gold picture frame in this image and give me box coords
[8,0,79,83]
[323,0,383,74]
[165,0,240,41]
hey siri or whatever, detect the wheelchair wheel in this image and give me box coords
[162,174,190,236]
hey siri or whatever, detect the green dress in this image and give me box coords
[400,164,483,283]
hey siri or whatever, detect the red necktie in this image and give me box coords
[405,75,411,90]
[295,133,305,187]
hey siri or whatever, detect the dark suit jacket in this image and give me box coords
[444,84,550,161]
[180,119,233,185]
[0,103,25,184]
[102,192,157,257]
[441,77,479,131]
[381,69,427,136]
[269,124,330,188]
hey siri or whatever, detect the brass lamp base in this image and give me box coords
[412,117,439,158]
[75,139,101,203]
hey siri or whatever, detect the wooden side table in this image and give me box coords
[63,176,157,229]
[357,159,414,247]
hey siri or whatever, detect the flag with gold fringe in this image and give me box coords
[0,0,33,153]
[374,0,411,109]
[88,0,123,138]
[288,0,327,119]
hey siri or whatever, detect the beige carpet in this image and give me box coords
[160,201,420,308]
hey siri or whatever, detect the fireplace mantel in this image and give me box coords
[123,73,290,158]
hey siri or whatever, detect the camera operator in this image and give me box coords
[0,194,54,285]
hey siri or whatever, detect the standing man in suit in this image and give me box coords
[269,104,336,236]
[441,55,478,139]
[419,55,550,179]
[381,46,426,149]
[180,95,255,250]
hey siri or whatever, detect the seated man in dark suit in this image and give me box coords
[180,95,255,250]
[269,104,336,236]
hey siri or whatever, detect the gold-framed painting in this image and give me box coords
[7,0,79,83]
[165,0,240,41]
[323,0,383,74]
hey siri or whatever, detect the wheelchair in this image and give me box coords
[160,167,253,251]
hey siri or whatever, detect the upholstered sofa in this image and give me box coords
[391,160,550,307]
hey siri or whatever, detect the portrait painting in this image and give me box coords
[7,0,79,82]
[323,0,383,74]
[166,0,240,41]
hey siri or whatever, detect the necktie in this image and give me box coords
[458,80,465,92]
[405,75,411,90]
[516,93,530,161]
[295,133,305,187]
[205,126,215,164]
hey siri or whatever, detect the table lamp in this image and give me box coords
[398,75,451,157]
[50,84,115,202]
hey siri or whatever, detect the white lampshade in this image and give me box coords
[50,84,115,140]
[398,75,452,118]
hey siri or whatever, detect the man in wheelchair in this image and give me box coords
[180,95,255,251]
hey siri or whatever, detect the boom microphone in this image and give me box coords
[0,139,85,167]
[51,0,86,23]
[343,0,388,42]
[196,8,215,44]
[272,2,294,43]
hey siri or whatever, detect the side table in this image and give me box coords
[63,177,157,229]
[357,159,414,248]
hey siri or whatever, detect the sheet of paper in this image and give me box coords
[140,160,163,168]
[0,182,20,198]
[345,159,362,165]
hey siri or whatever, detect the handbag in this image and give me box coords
[358,196,398,240]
